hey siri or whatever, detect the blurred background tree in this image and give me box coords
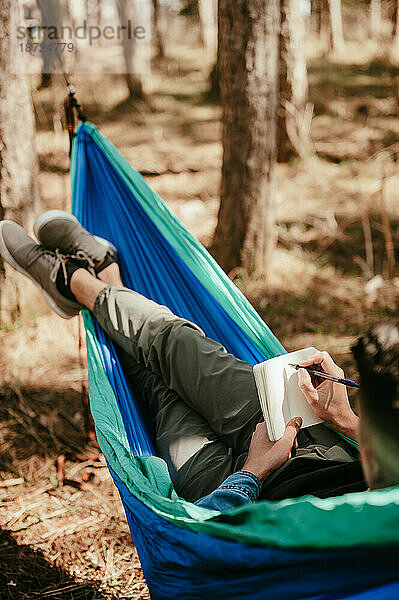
[390,0,399,44]
[370,0,383,41]
[152,0,166,59]
[278,0,310,162]
[198,0,217,55]
[118,0,152,103]
[0,0,40,325]
[36,0,73,88]
[328,0,345,52]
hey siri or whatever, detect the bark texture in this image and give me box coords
[393,0,399,44]
[278,0,309,162]
[0,0,40,322]
[212,0,280,276]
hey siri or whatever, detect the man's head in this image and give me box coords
[352,321,399,490]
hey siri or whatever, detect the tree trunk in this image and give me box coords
[118,0,151,102]
[199,0,217,55]
[37,0,73,88]
[393,0,399,45]
[206,6,221,101]
[0,0,40,323]
[370,0,383,40]
[180,0,199,16]
[328,0,344,52]
[311,0,322,35]
[211,0,280,276]
[391,0,397,38]
[319,0,331,45]
[36,0,62,88]
[207,57,220,101]
[312,0,331,46]
[278,0,309,163]
[152,0,165,58]
[69,0,89,50]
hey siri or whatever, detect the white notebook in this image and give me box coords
[253,347,323,441]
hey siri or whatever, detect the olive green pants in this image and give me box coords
[93,286,363,502]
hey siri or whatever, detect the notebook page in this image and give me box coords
[263,358,291,440]
[254,347,322,441]
[283,362,323,433]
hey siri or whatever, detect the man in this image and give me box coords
[1,212,394,511]
[351,323,399,490]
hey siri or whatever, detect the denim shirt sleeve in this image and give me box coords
[194,470,261,512]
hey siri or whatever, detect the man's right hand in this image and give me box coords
[298,350,359,441]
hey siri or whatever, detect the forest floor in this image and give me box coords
[1,35,398,599]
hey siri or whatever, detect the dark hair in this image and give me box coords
[352,321,399,464]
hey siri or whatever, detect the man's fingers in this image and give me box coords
[300,350,334,370]
[299,351,325,366]
[290,416,302,431]
[300,350,343,380]
[299,350,344,379]
[281,417,302,447]
[298,369,316,392]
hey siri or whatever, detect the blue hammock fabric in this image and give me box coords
[71,122,399,600]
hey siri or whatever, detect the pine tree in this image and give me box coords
[0,0,40,322]
[212,0,280,275]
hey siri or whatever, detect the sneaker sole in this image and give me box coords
[33,210,79,240]
[0,220,78,320]
[34,210,118,256]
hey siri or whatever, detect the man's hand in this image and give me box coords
[298,350,359,441]
[242,418,302,484]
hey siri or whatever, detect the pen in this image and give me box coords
[288,364,360,388]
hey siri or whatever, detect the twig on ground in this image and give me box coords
[2,483,55,504]
[67,458,106,479]
[41,516,100,541]
[0,477,24,488]
[57,454,66,484]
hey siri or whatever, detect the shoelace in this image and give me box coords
[50,248,68,284]
[27,246,98,286]
[52,248,97,285]
[25,246,67,284]
[65,249,97,275]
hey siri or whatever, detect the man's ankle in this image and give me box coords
[56,260,85,302]
[97,262,123,286]
[69,267,109,311]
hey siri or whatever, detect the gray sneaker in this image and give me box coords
[0,220,81,319]
[33,210,117,271]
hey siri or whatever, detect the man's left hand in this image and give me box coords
[242,418,302,484]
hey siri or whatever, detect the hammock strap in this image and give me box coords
[64,86,86,157]
[36,0,86,156]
